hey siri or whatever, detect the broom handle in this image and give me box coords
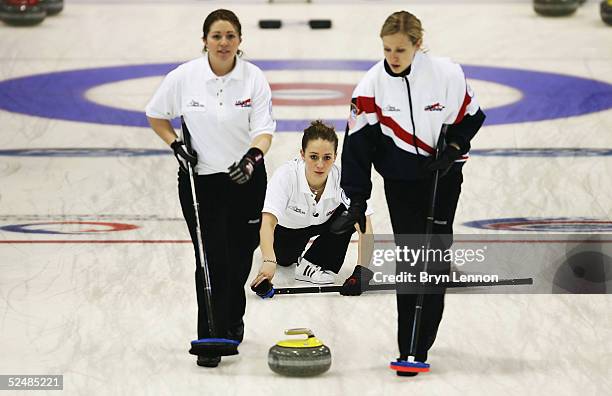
[183,117,217,337]
[408,124,446,360]
[273,277,533,294]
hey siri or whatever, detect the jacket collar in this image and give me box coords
[384,59,411,77]
[201,53,244,81]
[383,50,423,78]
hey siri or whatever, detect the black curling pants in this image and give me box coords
[273,204,354,273]
[178,165,266,340]
[384,167,463,362]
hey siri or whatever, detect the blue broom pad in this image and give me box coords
[191,338,240,345]
[189,338,240,356]
[390,360,430,369]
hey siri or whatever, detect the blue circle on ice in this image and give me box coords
[0,60,611,131]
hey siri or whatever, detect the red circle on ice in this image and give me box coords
[270,83,354,106]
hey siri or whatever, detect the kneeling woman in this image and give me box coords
[251,120,374,292]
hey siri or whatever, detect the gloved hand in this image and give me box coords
[330,199,367,234]
[228,147,264,184]
[424,143,462,177]
[251,259,276,290]
[170,139,198,174]
[341,265,375,296]
[250,278,275,299]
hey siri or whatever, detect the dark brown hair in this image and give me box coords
[202,9,243,55]
[302,120,338,153]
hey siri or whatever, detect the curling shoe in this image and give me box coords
[393,355,427,377]
[294,257,335,285]
[197,355,221,368]
[227,320,244,343]
[397,372,419,377]
[397,368,419,377]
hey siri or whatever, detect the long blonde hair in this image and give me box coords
[380,11,424,46]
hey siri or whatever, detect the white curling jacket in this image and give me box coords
[341,51,486,199]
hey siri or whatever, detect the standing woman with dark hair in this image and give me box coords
[250,120,374,293]
[332,11,485,375]
[145,9,275,367]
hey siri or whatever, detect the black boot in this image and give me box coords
[227,320,244,343]
[197,355,221,368]
[395,355,425,377]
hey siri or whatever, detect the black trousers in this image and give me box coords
[274,204,353,273]
[384,167,463,361]
[178,165,266,339]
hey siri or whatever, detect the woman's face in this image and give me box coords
[381,32,421,74]
[204,20,241,63]
[301,138,337,186]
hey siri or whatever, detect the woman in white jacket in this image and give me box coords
[331,11,486,376]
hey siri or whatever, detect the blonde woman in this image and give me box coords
[332,11,486,375]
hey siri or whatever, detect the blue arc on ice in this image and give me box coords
[0,60,611,131]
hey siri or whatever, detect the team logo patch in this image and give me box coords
[424,102,445,111]
[235,98,252,108]
[187,99,205,108]
[383,105,400,112]
[288,205,306,215]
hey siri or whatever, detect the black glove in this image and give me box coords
[228,147,264,184]
[330,199,367,234]
[425,143,462,177]
[250,278,275,299]
[170,139,197,174]
[341,265,375,296]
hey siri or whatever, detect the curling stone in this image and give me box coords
[602,0,612,25]
[533,0,580,16]
[268,328,331,377]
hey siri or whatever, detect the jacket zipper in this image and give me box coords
[404,76,420,156]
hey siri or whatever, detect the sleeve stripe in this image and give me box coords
[453,91,472,124]
[356,96,377,113]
